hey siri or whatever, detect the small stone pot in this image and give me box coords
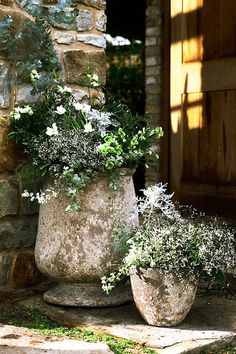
[130,268,197,327]
[35,169,138,307]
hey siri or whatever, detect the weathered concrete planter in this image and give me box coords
[130,268,197,327]
[35,170,138,307]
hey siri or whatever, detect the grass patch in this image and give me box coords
[0,305,157,354]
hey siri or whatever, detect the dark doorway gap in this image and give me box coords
[105,0,146,195]
[106,0,146,40]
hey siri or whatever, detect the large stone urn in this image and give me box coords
[35,170,138,307]
[130,268,197,326]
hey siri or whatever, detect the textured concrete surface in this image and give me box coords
[0,325,112,353]
[34,293,236,354]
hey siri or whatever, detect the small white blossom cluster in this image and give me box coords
[9,70,163,215]
[138,183,180,220]
[22,187,58,204]
[57,85,72,94]
[30,69,41,81]
[101,183,236,293]
[10,105,33,120]
[87,73,99,87]
[72,101,115,135]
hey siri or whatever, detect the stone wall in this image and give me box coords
[0,0,106,288]
[145,0,162,185]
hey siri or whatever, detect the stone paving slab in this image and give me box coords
[25,294,236,354]
[0,325,112,353]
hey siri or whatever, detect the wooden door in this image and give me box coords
[170,0,236,216]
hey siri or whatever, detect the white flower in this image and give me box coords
[11,105,33,119]
[10,111,21,120]
[91,74,99,87]
[46,123,59,136]
[87,73,99,87]
[20,105,33,115]
[73,102,83,111]
[57,86,72,93]
[84,122,94,133]
[22,190,30,197]
[30,69,40,81]
[92,73,98,81]
[55,105,66,115]
[73,102,91,113]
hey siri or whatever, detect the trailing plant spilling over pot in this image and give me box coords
[102,184,236,326]
[6,14,163,306]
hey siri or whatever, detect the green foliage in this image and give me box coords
[0,15,12,53]
[106,41,145,114]
[102,184,236,294]
[0,305,157,354]
[2,1,163,211]
[0,15,61,88]
[9,78,163,211]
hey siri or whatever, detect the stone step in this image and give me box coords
[0,325,113,354]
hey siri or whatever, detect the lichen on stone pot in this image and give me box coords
[35,169,138,307]
[130,268,197,327]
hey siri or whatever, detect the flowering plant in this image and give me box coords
[102,183,236,293]
[9,71,163,211]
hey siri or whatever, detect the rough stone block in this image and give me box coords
[53,32,106,48]
[146,93,161,105]
[72,88,88,101]
[76,10,93,31]
[146,26,159,37]
[11,251,45,288]
[96,13,106,32]
[0,8,35,61]
[146,76,158,85]
[0,180,19,218]
[79,0,106,10]
[146,16,161,27]
[0,254,12,285]
[0,65,10,109]
[72,88,105,104]
[146,104,161,114]
[0,218,38,251]
[146,57,157,66]
[146,5,161,17]
[147,0,161,5]
[146,85,161,95]
[75,34,106,47]
[0,117,20,173]
[63,50,106,84]
[49,8,77,30]
[149,75,161,86]
[145,65,160,76]
[0,0,13,5]
[15,85,40,105]
[145,37,157,46]
[145,46,161,57]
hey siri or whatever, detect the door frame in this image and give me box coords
[160,0,171,184]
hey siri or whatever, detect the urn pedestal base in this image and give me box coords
[44,283,133,307]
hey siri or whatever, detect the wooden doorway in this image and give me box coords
[167,0,236,216]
